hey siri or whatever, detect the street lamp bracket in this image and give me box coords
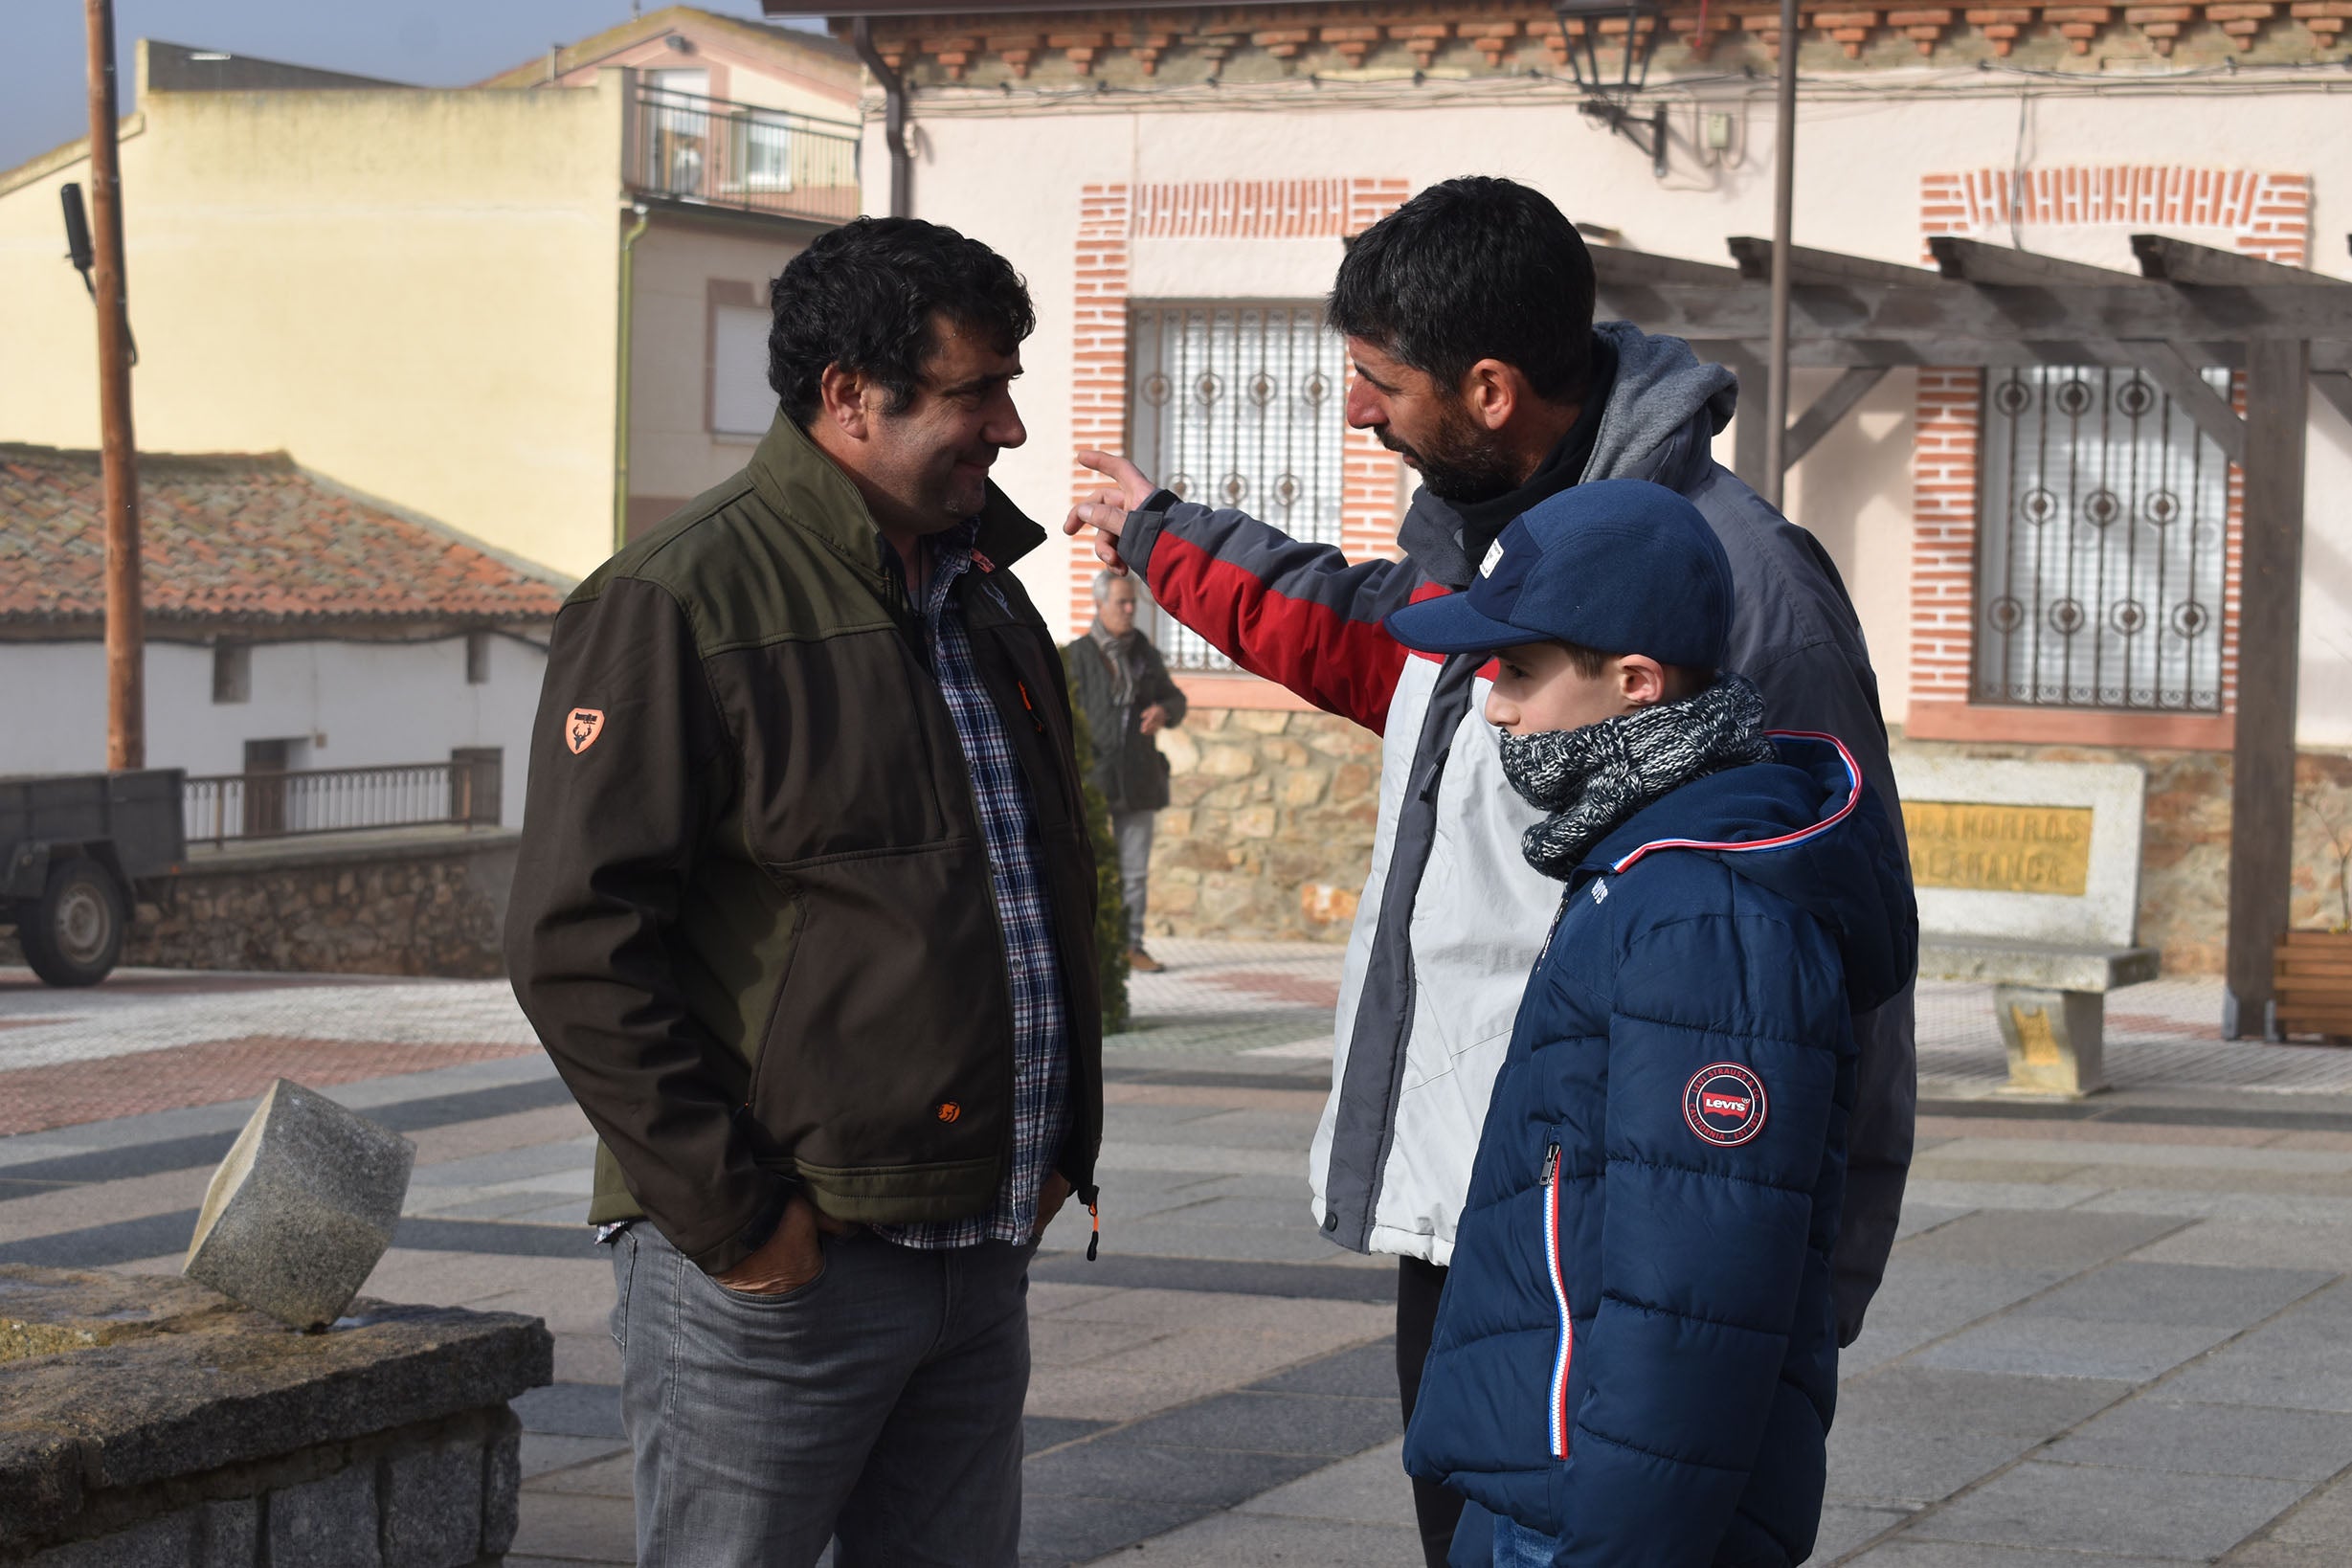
[1553,0,1669,175]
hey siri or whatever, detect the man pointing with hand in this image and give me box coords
[1068,176,1914,1567]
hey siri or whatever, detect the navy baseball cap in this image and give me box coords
[1383,479,1735,670]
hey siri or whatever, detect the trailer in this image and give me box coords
[1,770,185,987]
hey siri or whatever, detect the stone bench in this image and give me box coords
[1897,757,2158,1098]
[0,1265,551,1567]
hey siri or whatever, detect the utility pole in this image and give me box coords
[1761,0,1799,510]
[85,0,144,771]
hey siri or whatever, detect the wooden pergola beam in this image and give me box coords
[1674,335,2280,370]
[2311,370,2352,428]
[1783,366,1892,467]
[1929,235,2144,286]
[1589,245,1744,289]
[2126,342,2247,463]
[1726,235,1942,287]
[1592,280,2349,346]
[2228,338,2312,1038]
[2133,234,2346,288]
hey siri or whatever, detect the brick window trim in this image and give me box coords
[1065,177,1412,640]
[1904,700,2235,751]
[1909,165,2308,739]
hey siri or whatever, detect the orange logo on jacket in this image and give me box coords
[936,1102,961,1123]
[566,708,605,754]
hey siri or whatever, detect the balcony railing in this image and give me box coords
[184,760,502,847]
[630,86,861,225]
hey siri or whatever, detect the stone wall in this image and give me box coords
[2,1265,548,1567]
[1,829,518,980]
[1146,706,1382,944]
[1138,706,2352,974]
[1894,736,2352,974]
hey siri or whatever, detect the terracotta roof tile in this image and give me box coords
[0,446,566,627]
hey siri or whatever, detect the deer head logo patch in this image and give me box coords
[566,708,605,754]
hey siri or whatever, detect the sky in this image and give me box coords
[2,1,818,173]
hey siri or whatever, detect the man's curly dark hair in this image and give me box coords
[767,216,1036,428]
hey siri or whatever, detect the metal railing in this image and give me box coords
[629,86,861,224]
[183,760,502,846]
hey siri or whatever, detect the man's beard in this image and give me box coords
[1378,403,1520,504]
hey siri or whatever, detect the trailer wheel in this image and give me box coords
[21,858,126,988]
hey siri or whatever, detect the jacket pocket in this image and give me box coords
[747,840,1013,1187]
[1541,1141,1573,1461]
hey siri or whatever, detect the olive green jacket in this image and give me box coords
[505,414,1103,1276]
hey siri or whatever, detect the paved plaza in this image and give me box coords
[11,944,2352,1564]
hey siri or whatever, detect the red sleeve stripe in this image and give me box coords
[1148,532,1408,735]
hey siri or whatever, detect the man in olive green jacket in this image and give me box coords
[506,218,1101,1568]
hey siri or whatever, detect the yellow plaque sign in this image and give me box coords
[1903,800,2094,896]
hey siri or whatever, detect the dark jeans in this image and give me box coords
[609,1222,1034,1567]
[1399,1254,1466,1568]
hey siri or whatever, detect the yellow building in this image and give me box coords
[0,10,862,580]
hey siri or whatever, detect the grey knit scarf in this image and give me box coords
[1499,673,1777,881]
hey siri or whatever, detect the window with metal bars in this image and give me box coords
[1127,302,1346,670]
[1973,365,2233,713]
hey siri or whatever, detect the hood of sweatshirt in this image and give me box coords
[1396,322,1740,588]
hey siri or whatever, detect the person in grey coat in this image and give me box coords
[1066,570,1188,973]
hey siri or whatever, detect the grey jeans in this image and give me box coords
[1112,807,1155,949]
[608,1222,1035,1567]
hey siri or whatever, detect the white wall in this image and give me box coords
[876,78,2352,742]
[0,633,548,827]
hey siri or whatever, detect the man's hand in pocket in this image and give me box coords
[714,1194,851,1295]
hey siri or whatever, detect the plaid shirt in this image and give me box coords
[874,521,1072,1250]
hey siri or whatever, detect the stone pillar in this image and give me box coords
[1994,985,2109,1097]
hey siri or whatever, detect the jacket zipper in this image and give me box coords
[1542,1142,1572,1461]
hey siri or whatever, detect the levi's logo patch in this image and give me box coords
[1683,1063,1769,1147]
[566,708,605,754]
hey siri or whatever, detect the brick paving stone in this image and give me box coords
[2015,1262,2336,1328]
[2046,1400,2352,1481]
[1894,1209,2185,1270]
[1914,1317,2241,1381]
[0,1036,535,1135]
[22,946,2352,1566]
[1901,1461,2313,1559]
[1825,1421,2044,1507]
[1815,1504,1915,1560]
[1849,1544,2185,1566]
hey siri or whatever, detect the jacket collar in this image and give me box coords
[746,412,1047,583]
[1578,732,1864,880]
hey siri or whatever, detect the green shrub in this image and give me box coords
[1062,652,1131,1035]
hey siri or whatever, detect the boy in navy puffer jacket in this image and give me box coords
[1387,480,1916,1568]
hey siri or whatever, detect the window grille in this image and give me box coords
[1974,365,2232,713]
[1128,303,1346,670]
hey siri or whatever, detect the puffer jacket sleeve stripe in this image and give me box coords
[1118,495,1414,733]
[1553,904,1848,1568]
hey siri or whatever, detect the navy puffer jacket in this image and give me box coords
[1402,733,1915,1568]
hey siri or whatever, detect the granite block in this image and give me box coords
[183,1079,415,1330]
[381,1436,483,1568]
[267,1464,381,1568]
